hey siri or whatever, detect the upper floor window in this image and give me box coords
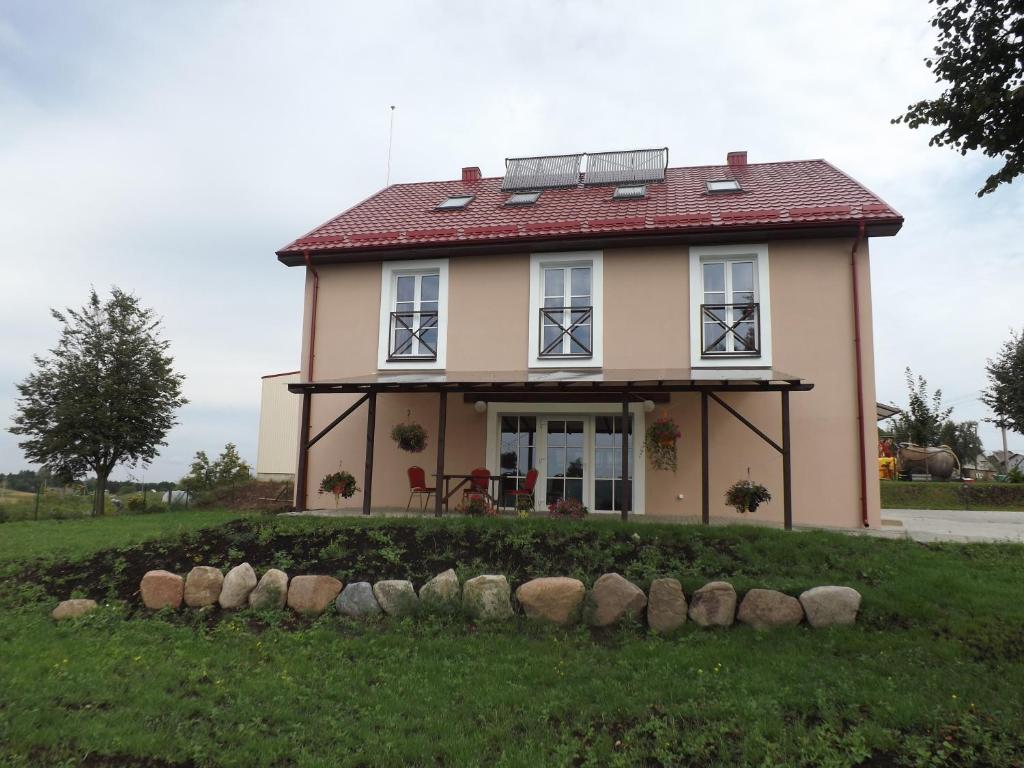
[528,251,603,368]
[700,258,759,357]
[689,245,772,367]
[378,259,448,370]
[541,264,593,358]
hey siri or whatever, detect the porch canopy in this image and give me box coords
[289,368,813,528]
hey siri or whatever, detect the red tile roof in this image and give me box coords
[278,159,901,261]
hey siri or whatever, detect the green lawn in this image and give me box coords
[0,508,251,561]
[2,514,1023,767]
[880,479,1024,511]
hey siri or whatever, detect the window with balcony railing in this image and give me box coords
[700,302,760,357]
[378,260,448,369]
[700,258,761,358]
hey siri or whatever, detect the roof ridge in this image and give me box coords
[381,159,833,189]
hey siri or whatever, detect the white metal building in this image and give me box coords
[256,371,300,481]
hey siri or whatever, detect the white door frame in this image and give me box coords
[484,402,646,515]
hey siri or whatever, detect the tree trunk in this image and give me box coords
[93,472,108,517]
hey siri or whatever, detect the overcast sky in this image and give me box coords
[2,0,1021,481]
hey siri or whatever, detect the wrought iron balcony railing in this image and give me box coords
[388,310,439,362]
[539,306,593,359]
[700,302,760,357]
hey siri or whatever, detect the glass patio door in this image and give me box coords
[593,415,633,512]
[543,419,585,506]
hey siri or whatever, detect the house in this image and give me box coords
[256,371,301,481]
[276,149,902,529]
[988,450,1024,475]
[963,454,996,481]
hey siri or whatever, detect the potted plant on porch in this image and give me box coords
[725,470,772,514]
[318,466,358,508]
[644,412,682,472]
[391,411,428,453]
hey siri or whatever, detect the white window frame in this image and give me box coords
[377,258,449,370]
[483,401,645,515]
[689,244,772,368]
[528,251,603,368]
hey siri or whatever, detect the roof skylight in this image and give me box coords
[506,191,541,206]
[436,195,474,210]
[706,179,741,193]
[612,185,647,199]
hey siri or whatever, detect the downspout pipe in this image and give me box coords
[850,222,869,527]
[297,250,320,512]
[303,250,320,379]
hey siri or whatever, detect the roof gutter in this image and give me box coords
[850,222,870,528]
[278,218,903,266]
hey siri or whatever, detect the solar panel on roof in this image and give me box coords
[585,148,668,186]
[501,153,584,191]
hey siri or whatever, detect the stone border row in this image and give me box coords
[51,565,863,630]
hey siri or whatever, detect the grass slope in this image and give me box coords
[880,479,1024,511]
[0,509,251,561]
[1,515,1023,767]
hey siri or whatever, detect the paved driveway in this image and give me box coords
[881,508,1024,543]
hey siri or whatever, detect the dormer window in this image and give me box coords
[706,179,741,193]
[612,185,646,199]
[436,195,473,210]
[506,191,541,206]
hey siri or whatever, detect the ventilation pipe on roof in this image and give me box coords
[727,151,747,167]
[462,166,482,182]
[850,222,870,528]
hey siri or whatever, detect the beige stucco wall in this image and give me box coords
[293,238,880,529]
[256,372,300,479]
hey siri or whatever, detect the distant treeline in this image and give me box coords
[0,470,175,494]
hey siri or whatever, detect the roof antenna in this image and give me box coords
[385,105,396,186]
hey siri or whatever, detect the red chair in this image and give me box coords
[405,466,435,513]
[463,467,492,503]
[504,468,539,512]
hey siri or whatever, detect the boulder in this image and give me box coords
[140,570,184,610]
[336,582,382,618]
[799,586,862,628]
[372,580,419,617]
[515,577,586,625]
[419,569,461,609]
[184,566,224,608]
[249,568,289,610]
[687,581,737,628]
[587,573,647,627]
[287,575,343,615]
[463,575,513,621]
[218,563,258,609]
[737,588,804,630]
[52,599,98,620]
[647,578,687,633]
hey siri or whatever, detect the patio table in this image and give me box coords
[434,473,503,511]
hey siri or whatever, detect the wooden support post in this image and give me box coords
[362,391,376,516]
[701,391,709,525]
[295,392,312,511]
[434,391,447,518]
[620,399,630,521]
[781,389,792,531]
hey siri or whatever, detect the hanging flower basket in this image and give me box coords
[644,413,681,471]
[391,414,428,453]
[318,469,358,508]
[725,478,772,514]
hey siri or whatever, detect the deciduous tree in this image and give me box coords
[981,329,1024,434]
[10,288,187,515]
[891,368,953,447]
[894,0,1024,196]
